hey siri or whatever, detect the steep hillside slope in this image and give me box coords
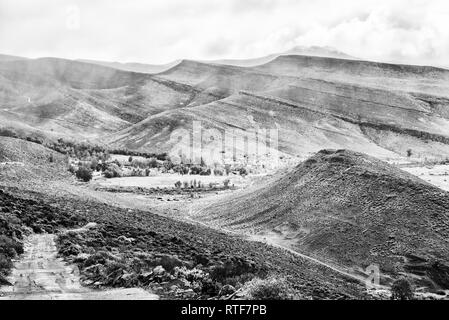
[108,92,399,159]
[0,58,222,141]
[0,137,70,188]
[109,85,449,162]
[146,56,449,162]
[2,54,449,163]
[197,149,449,289]
[157,60,296,97]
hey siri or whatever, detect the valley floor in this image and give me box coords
[401,164,449,191]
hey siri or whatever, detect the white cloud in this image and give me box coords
[0,0,448,67]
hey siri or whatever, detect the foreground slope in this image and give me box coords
[198,149,449,289]
[0,138,365,299]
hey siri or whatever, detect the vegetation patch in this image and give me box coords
[0,189,87,281]
[56,224,268,299]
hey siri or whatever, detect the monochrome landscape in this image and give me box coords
[1,0,449,301]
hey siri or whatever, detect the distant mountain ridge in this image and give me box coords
[201,45,357,67]
[77,59,180,74]
[75,46,355,72]
[0,53,28,62]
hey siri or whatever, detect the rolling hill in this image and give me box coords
[1,53,449,163]
[0,54,27,62]
[195,149,449,290]
[202,45,356,67]
[109,68,449,162]
[0,58,223,141]
[254,55,449,97]
[0,136,70,188]
[78,59,180,74]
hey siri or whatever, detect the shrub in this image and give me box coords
[243,276,295,300]
[175,165,189,175]
[163,160,174,171]
[238,167,248,176]
[90,158,99,171]
[152,254,186,272]
[190,166,202,175]
[200,168,212,176]
[104,164,122,178]
[0,254,12,274]
[75,167,93,182]
[103,170,114,178]
[391,278,414,300]
[210,257,260,282]
[174,266,209,283]
[68,165,76,174]
[0,235,23,257]
[148,158,159,168]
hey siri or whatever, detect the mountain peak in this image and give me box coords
[282,45,356,60]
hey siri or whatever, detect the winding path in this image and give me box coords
[0,233,159,300]
[185,209,386,290]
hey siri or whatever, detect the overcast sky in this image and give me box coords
[1,0,448,67]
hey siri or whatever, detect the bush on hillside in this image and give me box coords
[90,158,99,171]
[406,149,413,158]
[75,167,93,182]
[103,164,122,178]
[243,276,295,300]
[391,278,414,300]
[148,158,159,168]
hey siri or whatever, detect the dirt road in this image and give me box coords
[0,233,159,300]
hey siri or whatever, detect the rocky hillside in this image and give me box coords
[0,137,70,189]
[2,54,449,162]
[198,149,449,290]
[0,58,221,140]
[0,186,366,300]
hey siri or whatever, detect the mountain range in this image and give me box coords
[1,47,449,163]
